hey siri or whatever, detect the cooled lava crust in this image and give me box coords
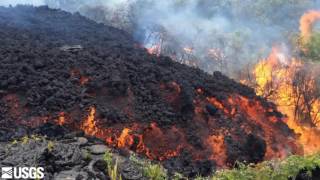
[0,6,300,176]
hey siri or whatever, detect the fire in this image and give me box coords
[117,128,134,148]
[81,107,98,135]
[100,122,185,161]
[248,46,320,155]
[300,10,320,43]
[253,47,300,96]
[57,112,65,126]
[146,44,161,56]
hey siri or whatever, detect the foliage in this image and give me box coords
[143,163,167,180]
[110,152,320,180]
[129,154,145,166]
[103,150,122,180]
[21,136,29,144]
[17,135,45,145]
[301,32,320,62]
[103,150,113,167]
[47,141,55,152]
[129,154,167,180]
[109,159,122,180]
[172,172,184,180]
[212,153,320,180]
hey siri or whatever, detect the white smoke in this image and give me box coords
[1,0,317,76]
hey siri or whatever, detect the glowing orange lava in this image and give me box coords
[207,135,227,167]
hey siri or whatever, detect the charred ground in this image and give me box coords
[0,6,301,178]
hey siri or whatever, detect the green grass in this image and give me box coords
[143,163,167,180]
[212,153,320,180]
[103,150,122,180]
[105,151,320,180]
[47,141,55,152]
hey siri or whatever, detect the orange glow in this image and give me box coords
[80,76,89,85]
[117,128,134,148]
[300,10,320,43]
[81,107,98,135]
[207,135,227,167]
[147,45,161,56]
[248,46,320,155]
[57,112,65,126]
[101,123,185,161]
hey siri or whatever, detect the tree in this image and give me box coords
[301,32,320,62]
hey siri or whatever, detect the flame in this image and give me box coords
[100,122,185,161]
[117,128,134,148]
[81,107,98,135]
[300,10,320,43]
[147,44,161,56]
[249,46,320,155]
[57,112,65,126]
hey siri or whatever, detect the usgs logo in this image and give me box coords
[1,167,44,179]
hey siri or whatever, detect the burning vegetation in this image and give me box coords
[239,10,320,157]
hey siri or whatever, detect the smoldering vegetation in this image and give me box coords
[2,1,320,76]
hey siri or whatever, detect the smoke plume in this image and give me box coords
[2,0,319,76]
